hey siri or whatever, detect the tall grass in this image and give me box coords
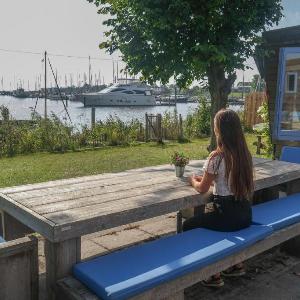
[0,106,144,157]
[0,98,214,157]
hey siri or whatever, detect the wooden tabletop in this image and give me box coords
[1,157,300,242]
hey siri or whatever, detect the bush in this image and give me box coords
[184,96,211,138]
[256,102,273,156]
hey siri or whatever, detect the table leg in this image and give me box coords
[176,212,183,233]
[45,237,81,300]
[252,186,279,205]
[0,210,4,238]
[3,211,33,241]
[282,179,300,257]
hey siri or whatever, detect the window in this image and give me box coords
[274,48,300,141]
[286,72,297,93]
[133,90,145,95]
[122,91,134,94]
[110,88,126,93]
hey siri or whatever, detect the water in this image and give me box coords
[0,95,243,127]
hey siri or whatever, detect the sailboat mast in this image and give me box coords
[44,51,47,119]
[88,55,91,86]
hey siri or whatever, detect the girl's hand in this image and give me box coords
[194,175,203,182]
[188,174,202,186]
[188,175,195,186]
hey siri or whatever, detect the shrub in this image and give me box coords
[184,96,211,138]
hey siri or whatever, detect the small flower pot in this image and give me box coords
[175,166,185,177]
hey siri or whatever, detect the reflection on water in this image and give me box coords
[0,96,242,127]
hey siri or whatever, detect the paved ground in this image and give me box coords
[38,214,300,300]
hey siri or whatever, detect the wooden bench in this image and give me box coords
[0,235,39,300]
[56,192,300,300]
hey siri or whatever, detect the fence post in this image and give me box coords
[91,106,96,129]
[178,114,183,140]
[145,113,149,142]
[157,113,163,143]
[139,123,143,142]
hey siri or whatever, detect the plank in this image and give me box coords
[31,179,190,215]
[0,235,38,300]
[0,193,55,241]
[51,188,205,241]
[38,161,300,218]
[8,171,174,201]
[14,173,184,206]
[45,185,201,223]
[45,237,81,300]
[5,164,202,202]
[0,162,202,195]
[3,212,33,241]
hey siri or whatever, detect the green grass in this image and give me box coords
[229,92,249,98]
[0,134,269,188]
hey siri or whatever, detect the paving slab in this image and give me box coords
[90,228,154,251]
[185,248,300,300]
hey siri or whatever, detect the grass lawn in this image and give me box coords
[0,134,268,188]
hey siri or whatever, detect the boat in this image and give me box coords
[12,88,30,98]
[75,80,156,107]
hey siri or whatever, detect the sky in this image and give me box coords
[0,0,300,90]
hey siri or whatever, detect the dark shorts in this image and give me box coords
[182,195,252,232]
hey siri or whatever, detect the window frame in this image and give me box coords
[274,47,300,141]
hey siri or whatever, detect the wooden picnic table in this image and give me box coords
[1,157,300,300]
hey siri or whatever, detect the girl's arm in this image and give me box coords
[188,172,215,193]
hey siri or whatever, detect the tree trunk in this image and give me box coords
[207,64,236,151]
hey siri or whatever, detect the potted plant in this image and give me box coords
[170,151,189,177]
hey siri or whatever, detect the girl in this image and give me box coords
[183,109,254,287]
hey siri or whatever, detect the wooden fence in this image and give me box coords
[244,92,267,129]
[145,113,184,143]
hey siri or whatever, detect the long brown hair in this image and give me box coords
[214,109,253,200]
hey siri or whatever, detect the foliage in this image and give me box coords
[170,151,189,167]
[161,109,180,140]
[257,102,273,156]
[88,0,282,150]
[89,0,282,87]
[184,96,211,138]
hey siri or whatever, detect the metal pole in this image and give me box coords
[44,51,47,119]
[112,61,115,84]
[242,70,245,101]
[116,62,119,83]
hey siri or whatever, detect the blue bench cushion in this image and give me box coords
[73,225,271,300]
[225,224,273,248]
[252,193,300,230]
[280,146,300,164]
[0,236,4,243]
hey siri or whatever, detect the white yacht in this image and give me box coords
[76,80,156,106]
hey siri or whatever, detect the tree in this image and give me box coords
[88,0,283,149]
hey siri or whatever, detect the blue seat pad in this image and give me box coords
[281,146,300,164]
[0,236,4,243]
[73,225,271,300]
[252,193,300,230]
